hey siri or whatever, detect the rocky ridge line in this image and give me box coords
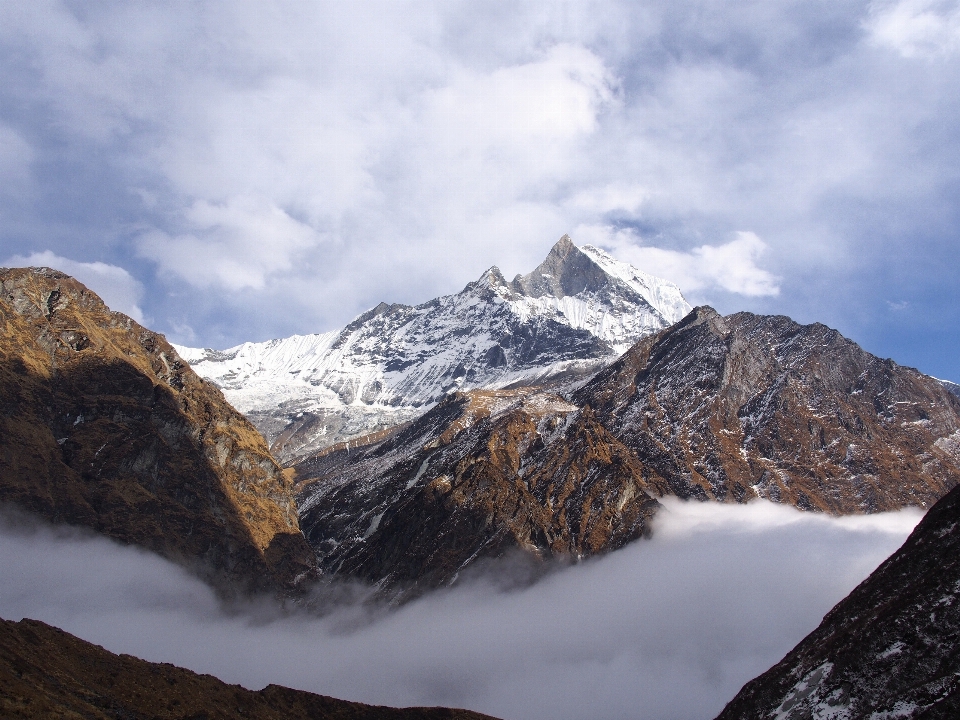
[295,306,960,593]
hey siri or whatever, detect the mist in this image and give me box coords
[0,499,921,720]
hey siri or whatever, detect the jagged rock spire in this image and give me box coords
[510,234,611,299]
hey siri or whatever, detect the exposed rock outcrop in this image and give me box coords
[576,306,960,513]
[296,388,659,595]
[0,267,315,595]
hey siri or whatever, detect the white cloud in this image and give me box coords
[578,226,781,297]
[0,499,919,720]
[3,250,145,322]
[867,0,960,58]
[137,196,321,291]
[1,0,960,372]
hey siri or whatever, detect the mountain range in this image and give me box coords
[0,267,315,596]
[176,236,690,463]
[295,305,960,595]
[4,236,960,717]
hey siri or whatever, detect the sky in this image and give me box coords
[0,499,922,720]
[1,1,959,381]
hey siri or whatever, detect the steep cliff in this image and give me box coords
[296,388,660,595]
[0,267,315,595]
[296,307,960,592]
[576,306,960,513]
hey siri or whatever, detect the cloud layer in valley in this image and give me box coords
[0,499,921,720]
[0,1,959,379]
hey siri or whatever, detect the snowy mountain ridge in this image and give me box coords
[175,236,691,461]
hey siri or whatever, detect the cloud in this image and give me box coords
[579,226,781,297]
[867,0,960,58]
[137,196,321,291]
[2,250,145,322]
[0,499,920,720]
[1,1,960,381]
[0,124,32,183]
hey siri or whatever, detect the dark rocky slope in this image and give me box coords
[0,616,497,720]
[576,306,960,513]
[297,388,659,594]
[715,478,960,719]
[0,267,315,595]
[297,307,960,592]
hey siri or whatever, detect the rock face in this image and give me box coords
[296,388,659,594]
[296,306,960,593]
[0,616,498,720]
[714,481,960,719]
[576,306,960,513]
[177,236,690,462]
[0,267,315,595]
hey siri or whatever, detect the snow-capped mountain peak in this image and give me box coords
[176,236,691,461]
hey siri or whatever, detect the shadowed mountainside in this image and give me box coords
[0,616,498,720]
[296,388,659,594]
[0,267,315,596]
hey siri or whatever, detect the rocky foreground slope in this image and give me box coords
[0,616,497,720]
[296,306,960,593]
[715,477,960,719]
[0,267,315,595]
[178,236,690,462]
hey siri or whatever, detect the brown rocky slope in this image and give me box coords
[576,305,960,512]
[0,267,315,595]
[0,615,497,720]
[296,306,960,593]
[296,388,660,594]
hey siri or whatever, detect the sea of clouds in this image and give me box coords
[0,498,921,720]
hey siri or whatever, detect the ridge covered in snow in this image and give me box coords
[175,236,691,461]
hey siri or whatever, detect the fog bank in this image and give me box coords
[0,499,921,720]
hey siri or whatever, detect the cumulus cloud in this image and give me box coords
[579,226,781,297]
[0,499,920,720]
[3,250,146,322]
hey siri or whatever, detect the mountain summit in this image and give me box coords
[178,236,690,461]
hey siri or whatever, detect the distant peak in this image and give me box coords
[510,235,606,299]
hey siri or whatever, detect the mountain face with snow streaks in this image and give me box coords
[177,236,691,462]
[295,306,960,593]
[576,306,960,513]
[295,387,660,595]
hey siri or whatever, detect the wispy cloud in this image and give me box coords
[579,226,781,297]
